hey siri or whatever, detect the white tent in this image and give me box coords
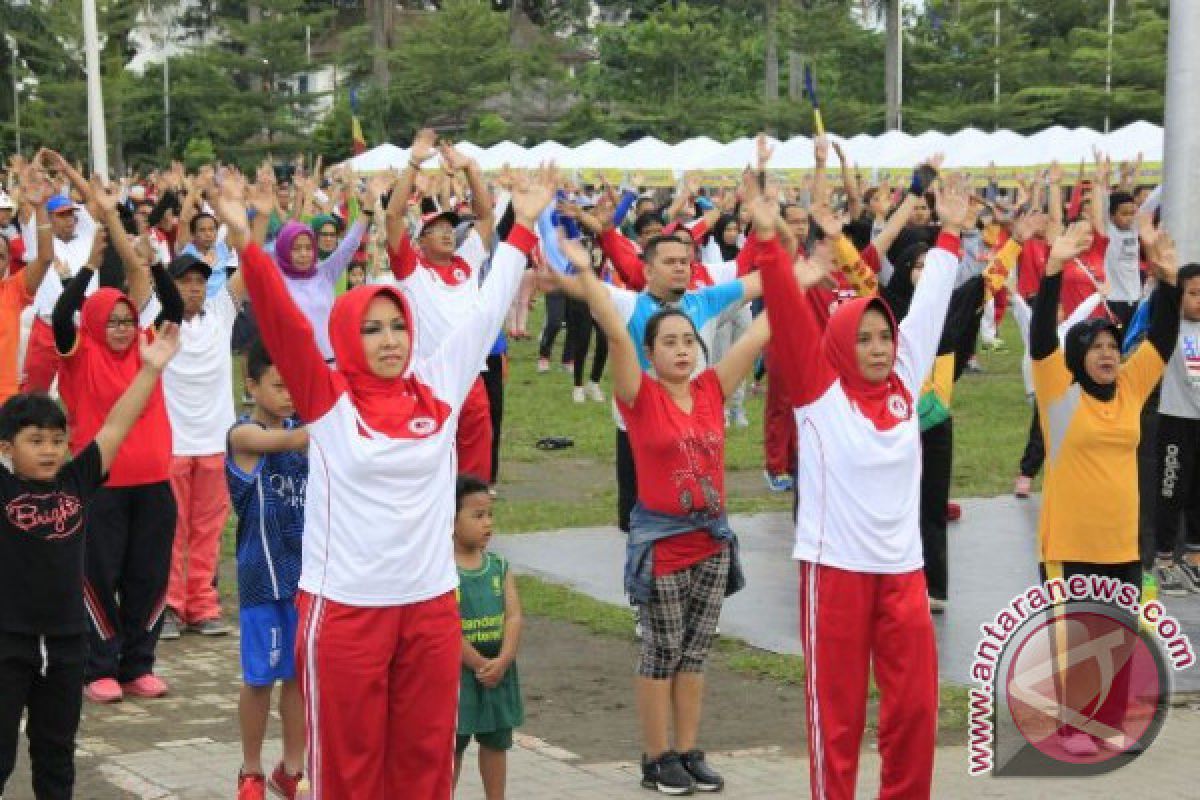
[672,137,724,169]
[693,136,782,171]
[770,135,816,169]
[452,141,488,162]
[946,129,1025,169]
[522,140,573,167]
[477,140,528,171]
[1103,120,1163,162]
[618,136,679,170]
[561,138,623,169]
[859,129,916,167]
[342,143,409,172]
[339,121,1165,175]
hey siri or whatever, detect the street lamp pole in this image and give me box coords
[8,37,19,156]
[1103,0,1115,133]
[164,50,170,153]
[262,58,271,149]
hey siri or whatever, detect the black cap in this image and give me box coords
[167,254,213,280]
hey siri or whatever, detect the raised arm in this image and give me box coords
[386,128,436,252]
[560,235,641,406]
[753,198,831,406]
[92,323,180,473]
[238,239,340,422]
[597,227,647,291]
[20,175,54,297]
[318,217,367,282]
[210,174,253,307]
[1090,150,1110,236]
[441,143,494,250]
[174,171,204,254]
[1031,222,1091,360]
[52,260,99,356]
[229,423,309,474]
[896,175,968,390]
[424,171,552,405]
[872,191,919,257]
[812,204,879,298]
[39,149,90,201]
[832,140,862,219]
[812,135,831,208]
[1143,230,1182,364]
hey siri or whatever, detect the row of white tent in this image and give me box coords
[342,120,1163,178]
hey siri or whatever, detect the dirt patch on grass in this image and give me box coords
[519,615,804,762]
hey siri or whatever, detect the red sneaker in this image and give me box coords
[945,502,962,522]
[121,673,168,698]
[268,763,302,800]
[237,772,267,800]
[83,678,123,704]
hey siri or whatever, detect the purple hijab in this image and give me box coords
[275,220,317,279]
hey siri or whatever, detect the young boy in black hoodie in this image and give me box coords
[0,323,180,800]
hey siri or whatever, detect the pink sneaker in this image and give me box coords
[1059,729,1099,757]
[268,762,303,799]
[84,678,123,704]
[1014,475,1032,498]
[121,673,169,698]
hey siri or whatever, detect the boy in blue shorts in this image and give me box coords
[227,341,309,800]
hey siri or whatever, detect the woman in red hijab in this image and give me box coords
[52,226,184,705]
[754,172,970,800]
[231,172,554,799]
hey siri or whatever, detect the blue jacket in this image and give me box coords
[624,504,746,604]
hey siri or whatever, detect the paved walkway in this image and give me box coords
[494,496,1200,692]
[5,496,1199,797]
[62,710,1200,799]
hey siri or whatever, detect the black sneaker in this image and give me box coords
[1179,560,1200,593]
[1156,563,1189,597]
[681,749,724,792]
[641,751,695,795]
[160,609,181,641]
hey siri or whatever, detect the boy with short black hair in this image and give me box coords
[0,324,180,800]
[228,340,309,800]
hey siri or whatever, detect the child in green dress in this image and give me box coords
[453,475,524,799]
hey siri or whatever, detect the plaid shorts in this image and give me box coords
[637,546,730,679]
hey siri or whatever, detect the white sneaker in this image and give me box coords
[586,381,605,402]
[732,409,750,428]
[572,386,586,404]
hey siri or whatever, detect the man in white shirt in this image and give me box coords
[20,192,99,392]
[150,253,247,638]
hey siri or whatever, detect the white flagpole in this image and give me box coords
[1164,0,1200,264]
[82,0,109,177]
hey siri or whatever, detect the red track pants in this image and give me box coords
[798,562,938,800]
[296,591,461,800]
[764,351,797,476]
[456,375,493,481]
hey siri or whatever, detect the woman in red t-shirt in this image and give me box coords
[561,198,822,794]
